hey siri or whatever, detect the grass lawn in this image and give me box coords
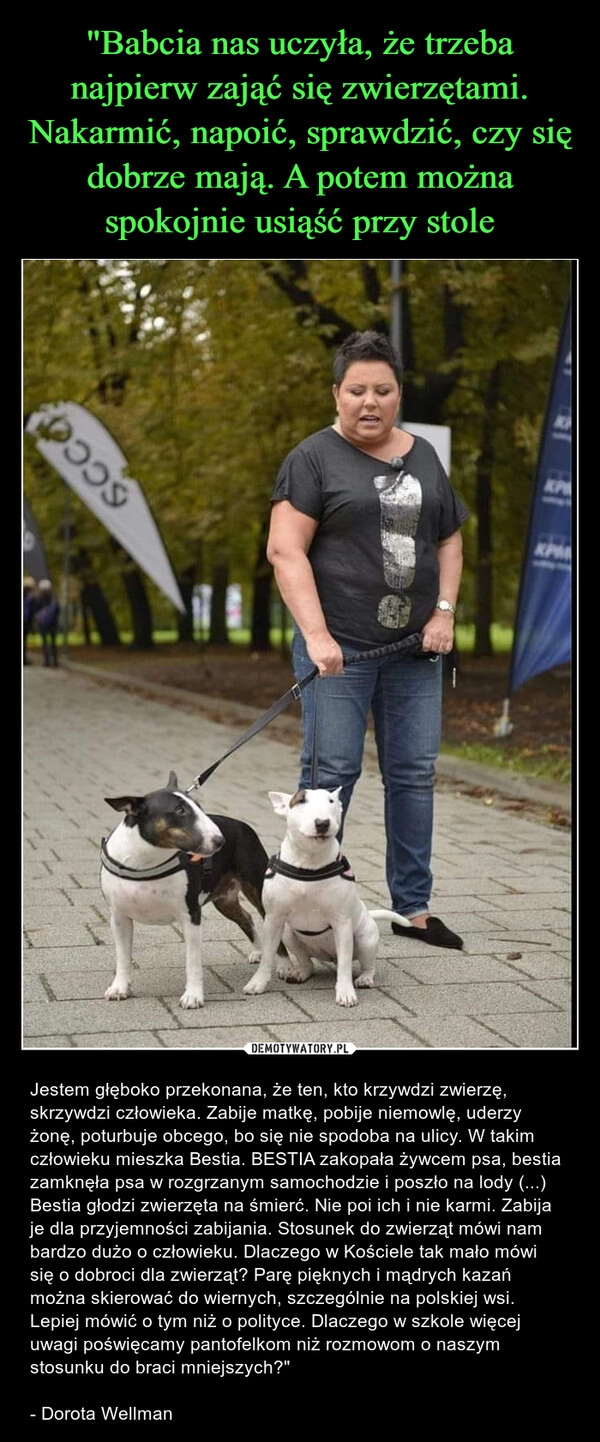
[29,623,516,652]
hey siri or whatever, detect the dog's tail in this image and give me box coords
[369,909,412,928]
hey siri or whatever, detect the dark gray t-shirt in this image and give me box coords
[272,426,468,648]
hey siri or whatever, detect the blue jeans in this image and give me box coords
[292,632,443,918]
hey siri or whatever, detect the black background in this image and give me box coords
[19,16,579,1425]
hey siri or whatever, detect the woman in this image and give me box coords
[267,330,468,949]
[23,576,38,665]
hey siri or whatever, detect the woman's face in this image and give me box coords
[333,361,401,448]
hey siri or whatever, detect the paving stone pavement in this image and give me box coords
[23,667,573,1051]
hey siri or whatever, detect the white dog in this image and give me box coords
[243,788,411,1007]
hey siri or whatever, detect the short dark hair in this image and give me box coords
[333,330,403,387]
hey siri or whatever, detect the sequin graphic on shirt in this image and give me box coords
[373,471,422,629]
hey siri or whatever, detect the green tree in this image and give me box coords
[24,259,570,656]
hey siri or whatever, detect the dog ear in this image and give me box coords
[268,791,292,815]
[105,796,144,814]
[166,771,179,791]
[330,786,342,800]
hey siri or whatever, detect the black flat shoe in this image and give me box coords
[392,916,464,950]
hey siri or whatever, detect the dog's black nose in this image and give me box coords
[315,818,330,834]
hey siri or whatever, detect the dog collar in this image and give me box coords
[100,838,209,882]
[265,853,355,883]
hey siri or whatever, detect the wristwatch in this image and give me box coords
[436,599,456,615]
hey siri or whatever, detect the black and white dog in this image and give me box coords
[101,771,270,1008]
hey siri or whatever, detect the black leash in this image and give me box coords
[185,667,318,792]
[186,630,424,793]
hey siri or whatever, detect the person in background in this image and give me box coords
[267,330,468,950]
[23,576,38,666]
[35,579,61,669]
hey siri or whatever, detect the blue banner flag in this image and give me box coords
[509,297,572,694]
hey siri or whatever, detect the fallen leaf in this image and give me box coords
[506,952,523,960]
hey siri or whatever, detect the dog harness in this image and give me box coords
[264,852,355,935]
[100,839,214,886]
[265,852,354,883]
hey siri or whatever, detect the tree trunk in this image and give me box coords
[121,563,154,648]
[208,563,230,646]
[402,284,464,422]
[177,563,196,642]
[79,579,121,645]
[474,364,502,657]
[251,523,272,651]
[81,594,92,646]
[71,548,121,645]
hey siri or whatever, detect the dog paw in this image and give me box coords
[243,975,268,995]
[179,991,204,1009]
[276,959,311,984]
[356,974,375,989]
[336,988,358,1007]
[104,982,131,1000]
[248,949,262,965]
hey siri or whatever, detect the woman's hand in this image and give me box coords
[421,613,454,654]
[306,632,345,676]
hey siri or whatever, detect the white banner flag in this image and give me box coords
[26,402,185,612]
